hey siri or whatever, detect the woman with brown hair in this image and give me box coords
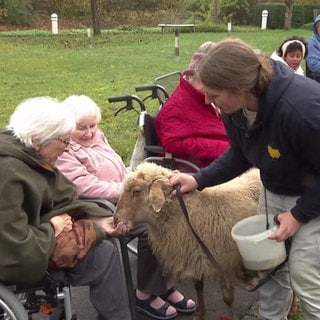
[170,38,320,320]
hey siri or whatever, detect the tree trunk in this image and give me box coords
[213,0,219,24]
[90,0,101,35]
[284,0,294,30]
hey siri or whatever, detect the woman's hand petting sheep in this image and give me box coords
[268,211,302,242]
[50,213,73,237]
[169,172,198,194]
[90,216,129,236]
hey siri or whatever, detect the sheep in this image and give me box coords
[114,162,262,320]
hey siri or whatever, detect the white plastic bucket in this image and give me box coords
[231,214,287,271]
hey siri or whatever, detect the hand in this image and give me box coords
[268,211,303,242]
[50,213,73,237]
[169,172,198,194]
[90,216,129,236]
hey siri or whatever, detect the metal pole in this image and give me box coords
[174,29,180,61]
[63,286,72,320]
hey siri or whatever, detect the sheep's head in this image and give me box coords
[114,163,173,229]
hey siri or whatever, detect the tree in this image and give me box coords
[90,0,100,35]
[220,0,255,25]
[284,0,294,29]
[213,0,219,24]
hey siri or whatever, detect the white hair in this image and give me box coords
[198,41,216,54]
[62,95,102,124]
[7,96,76,147]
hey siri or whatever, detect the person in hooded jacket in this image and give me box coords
[170,38,320,320]
[270,36,307,75]
[0,96,132,320]
[306,14,320,81]
[154,42,229,170]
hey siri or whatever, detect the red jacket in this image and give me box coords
[155,75,229,168]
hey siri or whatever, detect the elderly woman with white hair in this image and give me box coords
[154,41,229,170]
[56,94,196,320]
[0,96,132,320]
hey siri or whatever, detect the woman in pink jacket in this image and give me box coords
[155,43,229,169]
[56,95,195,320]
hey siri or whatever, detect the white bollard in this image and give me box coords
[87,28,93,48]
[174,29,180,61]
[227,22,232,35]
[261,10,268,30]
[51,13,58,35]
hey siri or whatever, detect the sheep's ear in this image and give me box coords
[149,181,166,212]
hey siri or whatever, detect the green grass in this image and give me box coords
[0,28,311,164]
[0,27,309,319]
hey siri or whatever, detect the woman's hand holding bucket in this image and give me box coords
[268,211,303,242]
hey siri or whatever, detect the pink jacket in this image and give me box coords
[56,130,128,204]
[155,75,229,168]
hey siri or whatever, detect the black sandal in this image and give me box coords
[161,287,196,314]
[136,294,178,320]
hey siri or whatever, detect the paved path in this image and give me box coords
[70,251,258,320]
[33,250,259,320]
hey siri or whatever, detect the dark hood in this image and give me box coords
[258,60,295,124]
[0,128,45,170]
[313,15,320,41]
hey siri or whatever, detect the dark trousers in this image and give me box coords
[66,240,132,320]
[135,228,167,296]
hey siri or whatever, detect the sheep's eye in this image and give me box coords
[132,189,140,196]
[131,186,141,197]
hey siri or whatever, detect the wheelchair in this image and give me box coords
[0,269,75,320]
[108,71,200,173]
[0,283,29,320]
[0,199,137,320]
[154,71,181,97]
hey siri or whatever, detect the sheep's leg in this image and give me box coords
[219,277,238,320]
[193,277,205,320]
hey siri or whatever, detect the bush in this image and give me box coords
[253,3,320,29]
[195,22,229,33]
[1,0,36,26]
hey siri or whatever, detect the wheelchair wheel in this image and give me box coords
[0,284,28,320]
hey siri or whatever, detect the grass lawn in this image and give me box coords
[0,27,309,319]
[0,28,312,164]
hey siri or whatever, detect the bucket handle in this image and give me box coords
[251,227,277,244]
[175,184,289,292]
[264,188,270,230]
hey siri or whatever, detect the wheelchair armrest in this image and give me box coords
[144,145,164,153]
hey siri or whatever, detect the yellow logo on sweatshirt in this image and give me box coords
[268,145,280,159]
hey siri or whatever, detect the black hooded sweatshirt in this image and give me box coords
[194,60,320,223]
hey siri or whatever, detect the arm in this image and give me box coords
[162,135,229,163]
[306,37,320,74]
[170,145,251,193]
[156,103,229,163]
[56,151,122,203]
[0,164,55,284]
[194,147,252,190]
